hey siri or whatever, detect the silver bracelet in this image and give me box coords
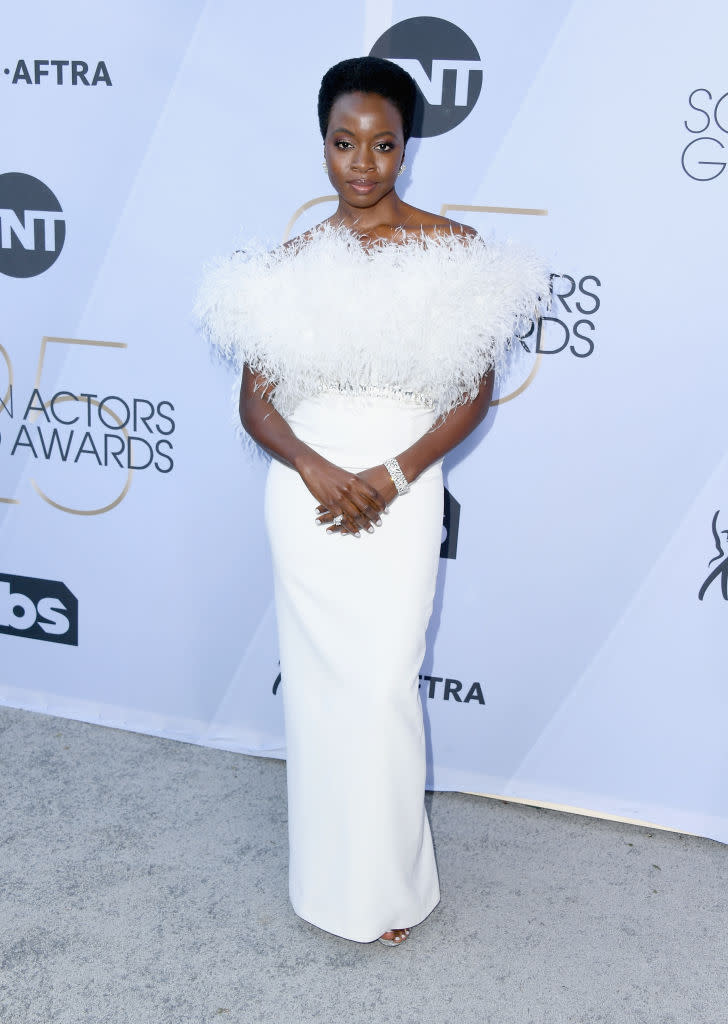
[384,457,410,495]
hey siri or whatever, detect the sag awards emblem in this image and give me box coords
[682,89,728,182]
[698,510,728,601]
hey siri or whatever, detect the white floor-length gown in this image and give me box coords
[196,224,548,942]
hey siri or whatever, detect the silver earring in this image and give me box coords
[322,160,327,171]
[398,162,407,176]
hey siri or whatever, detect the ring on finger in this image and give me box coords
[332,514,344,526]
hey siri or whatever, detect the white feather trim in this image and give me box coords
[194,222,549,422]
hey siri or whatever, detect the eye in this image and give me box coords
[375,142,395,152]
[334,139,353,150]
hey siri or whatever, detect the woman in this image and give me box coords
[196,56,547,946]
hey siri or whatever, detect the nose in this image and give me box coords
[351,149,375,172]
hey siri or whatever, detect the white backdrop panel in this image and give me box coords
[1,0,726,842]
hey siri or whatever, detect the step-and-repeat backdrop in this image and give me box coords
[2,0,727,842]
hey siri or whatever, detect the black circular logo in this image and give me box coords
[370,17,483,138]
[0,172,65,278]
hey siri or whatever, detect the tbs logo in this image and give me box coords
[0,573,78,645]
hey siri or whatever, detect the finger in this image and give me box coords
[316,501,365,528]
[327,513,361,537]
[348,495,384,522]
[341,479,386,517]
[345,509,379,536]
[325,499,384,532]
[353,512,376,533]
[357,500,384,526]
[340,496,379,530]
[356,482,386,512]
[345,495,381,525]
[344,507,372,533]
[341,513,361,537]
[321,510,351,534]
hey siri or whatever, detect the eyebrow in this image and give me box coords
[330,128,397,139]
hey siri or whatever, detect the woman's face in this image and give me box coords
[324,91,405,209]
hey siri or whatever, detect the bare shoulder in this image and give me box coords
[442,219,478,239]
[280,227,318,253]
[403,206,478,240]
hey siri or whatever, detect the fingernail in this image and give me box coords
[367,527,374,534]
[354,532,360,538]
[375,519,382,526]
[315,520,323,526]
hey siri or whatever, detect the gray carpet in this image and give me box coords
[0,703,725,1024]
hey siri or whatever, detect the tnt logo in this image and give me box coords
[370,17,483,138]
[0,172,65,278]
[0,573,78,645]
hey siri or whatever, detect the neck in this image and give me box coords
[331,191,407,233]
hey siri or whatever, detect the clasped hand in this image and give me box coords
[297,454,399,536]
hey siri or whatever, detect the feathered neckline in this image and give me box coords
[195,222,550,424]
[281,220,474,260]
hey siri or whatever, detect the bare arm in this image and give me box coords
[317,371,494,531]
[397,371,494,485]
[239,364,386,534]
[239,363,311,470]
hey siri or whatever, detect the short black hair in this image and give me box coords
[318,56,418,143]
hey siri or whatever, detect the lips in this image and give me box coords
[348,179,378,193]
